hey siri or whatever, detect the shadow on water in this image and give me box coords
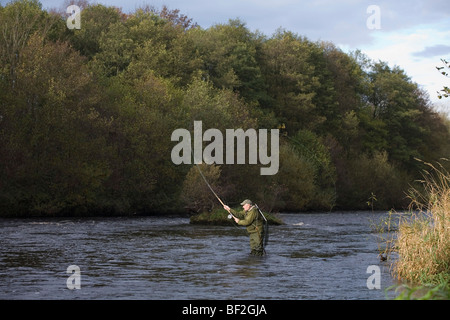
[0,212,396,299]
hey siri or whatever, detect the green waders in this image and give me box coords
[231,206,265,256]
[249,227,265,256]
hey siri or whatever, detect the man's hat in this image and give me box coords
[240,199,253,206]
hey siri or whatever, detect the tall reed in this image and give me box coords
[393,160,449,287]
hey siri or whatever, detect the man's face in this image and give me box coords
[243,203,251,211]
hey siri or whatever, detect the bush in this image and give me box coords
[336,151,409,209]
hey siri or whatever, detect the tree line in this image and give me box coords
[1,0,449,216]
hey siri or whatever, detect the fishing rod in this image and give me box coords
[190,146,237,220]
[193,162,225,206]
[193,162,238,221]
[186,124,238,221]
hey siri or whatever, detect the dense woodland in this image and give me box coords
[1,0,449,216]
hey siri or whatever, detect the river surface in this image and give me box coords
[0,211,396,300]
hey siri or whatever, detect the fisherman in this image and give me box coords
[223,199,265,256]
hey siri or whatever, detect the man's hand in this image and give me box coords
[223,205,230,212]
[233,216,240,223]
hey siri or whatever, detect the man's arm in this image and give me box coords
[223,205,245,219]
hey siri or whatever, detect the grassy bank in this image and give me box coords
[391,160,450,299]
[190,207,284,226]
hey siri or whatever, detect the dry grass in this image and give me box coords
[393,160,450,286]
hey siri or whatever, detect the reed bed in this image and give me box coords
[393,160,450,288]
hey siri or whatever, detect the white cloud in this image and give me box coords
[356,24,450,103]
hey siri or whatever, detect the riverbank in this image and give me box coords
[390,161,450,299]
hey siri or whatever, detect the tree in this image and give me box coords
[191,19,268,105]
[260,30,321,134]
[103,7,202,86]
[158,5,198,30]
[365,63,431,169]
[335,151,409,210]
[0,34,111,215]
[91,21,135,77]
[321,44,367,149]
[274,143,317,211]
[0,0,58,86]
[67,4,123,59]
[282,130,337,210]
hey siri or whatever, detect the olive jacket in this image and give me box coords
[230,206,264,234]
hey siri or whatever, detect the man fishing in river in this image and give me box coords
[223,199,265,256]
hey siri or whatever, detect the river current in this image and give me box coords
[0,211,396,299]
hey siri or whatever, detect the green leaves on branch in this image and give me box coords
[436,59,450,99]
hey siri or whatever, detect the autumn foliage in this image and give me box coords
[1,0,449,216]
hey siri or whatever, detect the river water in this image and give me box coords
[0,211,396,300]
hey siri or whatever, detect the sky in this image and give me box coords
[4,0,450,111]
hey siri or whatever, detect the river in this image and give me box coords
[0,211,396,300]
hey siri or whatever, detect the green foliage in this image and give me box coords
[1,0,449,216]
[1,33,110,215]
[260,30,321,134]
[67,4,123,59]
[275,144,317,211]
[391,282,449,300]
[285,130,337,210]
[0,0,58,84]
[191,19,268,104]
[336,151,410,210]
[366,63,427,168]
[436,58,450,99]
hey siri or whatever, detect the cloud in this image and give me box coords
[358,26,450,103]
[139,0,450,47]
[412,44,450,58]
[36,0,450,47]
[138,0,381,46]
